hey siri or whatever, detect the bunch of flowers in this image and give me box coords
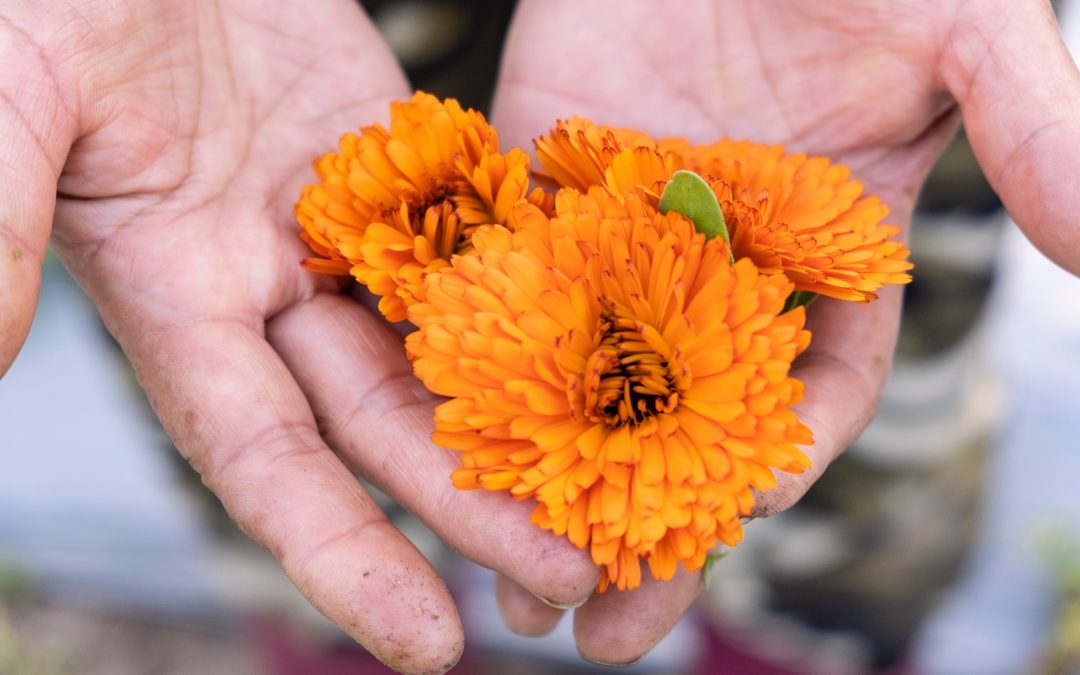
[296,92,912,592]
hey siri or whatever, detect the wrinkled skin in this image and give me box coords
[0,0,1077,672]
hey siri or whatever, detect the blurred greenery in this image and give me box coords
[0,563,30,600]
[0,606,69,675]
[0,563,68,675]
[1036,533,1080,674]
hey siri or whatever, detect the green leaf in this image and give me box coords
[701,551,726,588]
[782,290,818,314]
[659,170,732,253]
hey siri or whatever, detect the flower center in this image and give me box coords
[412,183,457,218]
[582,302,680,428]
[389,183,477,258]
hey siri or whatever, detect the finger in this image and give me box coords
[267,293,602,608]
[573,567,703,666]
[943,0,1080,275]
[125,318,463,675]
[0,20,78,376]
[750,286,903,518]
[494,572,565,637]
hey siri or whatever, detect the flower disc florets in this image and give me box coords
[407,188,813,590]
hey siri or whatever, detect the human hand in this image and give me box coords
[491,0,1080,663]
[0,1,600,672]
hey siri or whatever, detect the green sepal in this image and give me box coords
[782,290,818,314]
[659,170,733,259]
[701,551,727,588]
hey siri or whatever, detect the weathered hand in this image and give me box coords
[0,1,598,673]
[490,0,1080,664]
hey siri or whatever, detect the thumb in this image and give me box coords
[943,0,1080,276]
[0,19,78,376]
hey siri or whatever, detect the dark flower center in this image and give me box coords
[387,183,477,257]
[583,303,679,428]
[412,183,457,217]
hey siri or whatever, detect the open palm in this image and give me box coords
[490,0,1080,664]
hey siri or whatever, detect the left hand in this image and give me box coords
[0,2,599,672]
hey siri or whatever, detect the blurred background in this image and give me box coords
[3,1,1080,673]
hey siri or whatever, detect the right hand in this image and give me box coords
[490,0,1080,665]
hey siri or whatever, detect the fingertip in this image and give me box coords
[365,607,465,675]
[373,616,464,675]
[750,466,822,519]
[314,524,465,675]
[573,568,702,666]
[502,525,600,609]
[494,572,565,637]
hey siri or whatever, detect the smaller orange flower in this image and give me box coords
[534,119,913,303]
[296,92,552,322]
[689,140,913,302]
[534,117,688,193]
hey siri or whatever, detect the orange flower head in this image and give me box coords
[534,118,913,303]
[296,91,552,322]
[534,117,689,193]
[685,140,913,302]
[407,187,813,591]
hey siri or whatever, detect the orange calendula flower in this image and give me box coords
[689,140,912,302]
[407,187,812,591]
[534,117,688,193]
[296,91,552,322]
[535,119,913,302]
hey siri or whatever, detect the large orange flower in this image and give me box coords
[296,92,551,322]
[407,187,812,591]
[534,119,912,302]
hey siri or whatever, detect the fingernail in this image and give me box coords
[537,593,589,610]
[581,654,643,668]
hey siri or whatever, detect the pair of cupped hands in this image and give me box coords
[2,0,1078,672]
